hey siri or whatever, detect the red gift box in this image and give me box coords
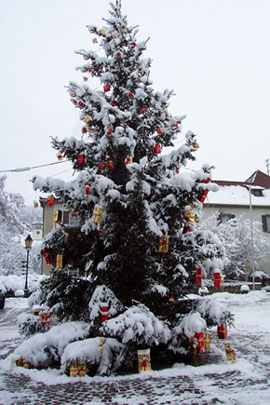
[218,324,228,339]
[195,267,202,285]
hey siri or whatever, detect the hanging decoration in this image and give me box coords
[195,267,202,285]
[157,128,163,135]
[56,254,63,269]
[107,127,113,135]
[85,184,91,197]
[15,357,30,369]
[155,144,161,153]
[41,309,52,330]
[54,209,62,224]
[100,303,109,323]
[107,158,114,170]
[78,153,85,165]
[214,272,221,288]
[159,236,169,254]
[137,349,151,372]
[57,152,63,161]
[92,206,103,224]
[98,162,106,170]
[42,249,53,265]
[84,115,91,123]
[46,195,55,207]
[33,200,39,208]
[125,157,133,165]
[103,85,110,92]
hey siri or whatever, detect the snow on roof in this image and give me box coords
[206,185,270,207]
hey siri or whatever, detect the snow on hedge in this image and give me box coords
[0,274,46,294]
[6,321,89,369]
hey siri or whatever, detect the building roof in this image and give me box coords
[245,170,270,189]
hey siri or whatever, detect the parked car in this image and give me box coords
[0,290,5,310]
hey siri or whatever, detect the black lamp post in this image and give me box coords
[24,235,33,296]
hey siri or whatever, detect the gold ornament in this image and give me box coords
[100,29,106,37]
[84,115,92,123]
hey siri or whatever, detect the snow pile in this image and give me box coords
[61,337,124,376]
[0,274,46,295]
[6,322,89,369]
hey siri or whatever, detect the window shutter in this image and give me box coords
[262,215,267,232]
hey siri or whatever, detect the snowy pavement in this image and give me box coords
[0,292,270,404]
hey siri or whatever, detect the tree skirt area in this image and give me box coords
[0,291,270,405]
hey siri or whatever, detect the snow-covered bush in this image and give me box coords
[8,322,89,369]
[17,313,48,338]
[61,337,125,376]
[101,303,171,347]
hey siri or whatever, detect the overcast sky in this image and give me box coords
[1,0,270,205]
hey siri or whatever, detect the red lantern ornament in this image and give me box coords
[107,127,113,135]
[46,195,55,207]
[155,144,161,153]
[85,184,91,196]
[157,128,163,135]
[214,272,221,288]
[100,303,109,323]
[78,153,85,165]
[200,190,209,203]
[218,324,228,339]
[141,107,147,114]
[82,127,87,134]
[195,267,202,285]
[111,100,115,106]
[103,85,110,92]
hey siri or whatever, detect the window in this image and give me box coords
[262,215,270,233]
[58,211,80,227]
[251,189,263,197]
[219,213,235,224]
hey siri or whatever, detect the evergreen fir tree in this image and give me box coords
[32,1,229,373]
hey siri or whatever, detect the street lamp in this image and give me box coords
[24,235,33,296]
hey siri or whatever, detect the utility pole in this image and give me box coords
[265,159,270,176]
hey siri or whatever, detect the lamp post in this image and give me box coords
[248,187,255,291]
[24,235,33,296]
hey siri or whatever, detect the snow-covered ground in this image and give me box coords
[0,291,270,404]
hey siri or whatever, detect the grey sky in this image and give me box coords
[0,0,269,204]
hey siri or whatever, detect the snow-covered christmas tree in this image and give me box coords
[26,1,231,374]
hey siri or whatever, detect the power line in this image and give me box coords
[0,160,69,173]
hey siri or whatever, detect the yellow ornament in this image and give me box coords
[100,29,106,37]
[92,206,103,224]
[56,254,63,269]
[92,38,98,44]
[84,115,92,123]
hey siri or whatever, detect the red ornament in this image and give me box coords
[85,185,91,196]
[87,67,92,73]
[131,42,136,49]
[116,52,121,57]
[195,267,202,285]
[103,85,110,92]
[98,162,106,170]
[157,128,163,135]
[200,190,209,203]
[107,127,113,135]
[204,177,211,184]
[107,158,114,170]
[194,332,205,353]
[42,249,52,264]
[82,127,87,134]
[214,272,221,288]
[71,212,78,217]
[155,144,161,153]
[111,100,115,106]
[141,108,147,114]
[100,303,109,323]
[78,153,85,164]
[218,324,228,339]
[122,25,126,29]
[78,102,84,109]
[83,77,88,82]
[46,195,55,207]
[128,92,133,97]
